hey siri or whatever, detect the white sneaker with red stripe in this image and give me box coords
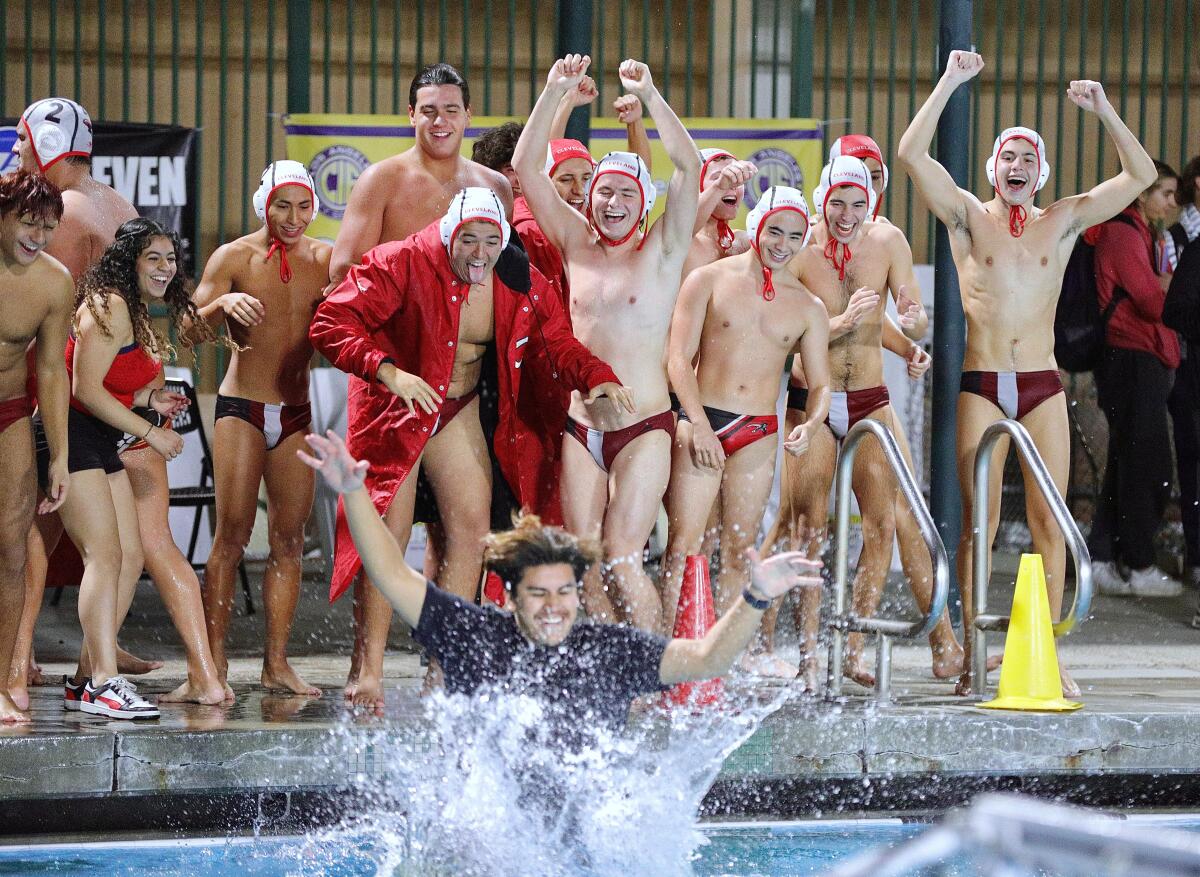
[80,676,160,719]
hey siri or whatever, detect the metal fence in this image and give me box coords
[5,0,1198,384]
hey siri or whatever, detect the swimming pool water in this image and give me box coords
[0,817,1195,876]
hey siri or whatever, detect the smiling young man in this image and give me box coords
[0,171,72,724]
[298,429,823,739]
[189,161,332,698]
[898,50,1156,695]
[310,188,632,709]
[513,55,701,631]
[662,188,830,669]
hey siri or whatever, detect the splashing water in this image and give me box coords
[291,684,790,877]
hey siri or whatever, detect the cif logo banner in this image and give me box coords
[283,114,823,242]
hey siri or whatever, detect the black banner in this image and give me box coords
[1,120,199,274]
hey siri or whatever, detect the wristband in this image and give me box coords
[143,422,154,440]
[742,587,771,611]
[377,357,396,383]
[148,388,159,406]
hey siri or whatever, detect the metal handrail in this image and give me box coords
[826,418,951,703]
[970,419,1093,693]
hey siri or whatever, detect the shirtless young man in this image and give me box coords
[327,63,513,706]
[513,55,700,631]
[663,187,831,658]
[0,172,72,723]
[776,156,963,689]
[682,149,753,279]
[9,99,205,707]
[898,51,1156,695]
[191,162,331,697]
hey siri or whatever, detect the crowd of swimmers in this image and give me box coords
[0,49,1192,729]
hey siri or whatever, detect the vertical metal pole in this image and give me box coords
[875,634,892,705]
[932,0,973,621]
[556,0,593,145]
[789,0,814,119]
[286,0,311,114]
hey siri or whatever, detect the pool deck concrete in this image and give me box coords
[3,557,1199,828]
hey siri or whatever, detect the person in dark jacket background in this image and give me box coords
[1088,161,1182,598]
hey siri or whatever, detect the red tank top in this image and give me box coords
[65,334,162,414]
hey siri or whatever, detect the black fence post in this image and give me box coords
[557,0,594,145]
[286,0,311,115]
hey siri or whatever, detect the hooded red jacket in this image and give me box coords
[310,223,619,600]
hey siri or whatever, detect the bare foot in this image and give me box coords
[349,673,386,711]
[27,661,47,687]
[843,659,875,688]
[0,692,31,725]
[1060,663,1080,698]
[7,683,30,711]
[953,654,1004,696]
[931,642,966,679]
[223,682,235,702]
[737,651,799,679]
[116,647,163,676]
[158,678,229,705]
[261,662,321,697]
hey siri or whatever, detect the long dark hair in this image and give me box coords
[75,218,216,360]
[483,512,599,592]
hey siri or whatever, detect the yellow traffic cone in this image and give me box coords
[980,553,1082,712]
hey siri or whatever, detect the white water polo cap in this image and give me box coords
[439,186,511,252]
[253,160,319,222]
[698,147,736,189]
[745,186,811,301]
[20,98,93,172]
[986,126,1050,192]
[586,151,656,245]
[812,156,878,220]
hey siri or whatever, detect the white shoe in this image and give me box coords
[1092,560,1130,596]
[80,675,160,719]
[1127,566,1184,598]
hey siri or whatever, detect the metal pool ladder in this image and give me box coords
[969,419,1094,696]
[826,418,950,704]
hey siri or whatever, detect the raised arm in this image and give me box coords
[666,267,723,469]
[1063,81,1158,229]
[186,244,264,342]
[614,93,653,173]
[513,55,597,254]
[658,549,823,683]
[329,164,388,284]
[549,75,598,140]
[33,264,74,513]
[297,431,428,625]
[621,59,699,258]
[897,50,983,227]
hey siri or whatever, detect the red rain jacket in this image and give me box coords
[310,223,619,600]
[513,196,569,314]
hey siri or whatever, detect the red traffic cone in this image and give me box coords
[483,571,506,608]
[663,555,724,708]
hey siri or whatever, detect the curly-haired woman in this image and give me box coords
[42,218,219,717]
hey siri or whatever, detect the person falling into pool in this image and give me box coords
[297,428,824,742]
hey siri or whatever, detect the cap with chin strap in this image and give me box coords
[812,156,876,280]
[439,187,511,253]
[253,160,319,283]
[829,135,888,218]
[745,186,811,301]
[545,139,594,178]
[20,98,93,172]
[586,151,656,246]
[985,126,1050,238]
[699,147,738,253]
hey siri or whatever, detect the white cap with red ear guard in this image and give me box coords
[20,98,93,172]
[586,151,656,229]
[439,186,511,252]
[813,156,878,219]
[699,147,736,190]
[746,186,812,251]
[829,134,888,191]
[986,126,1050,192]
[253,160,320,222]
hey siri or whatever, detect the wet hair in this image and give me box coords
[483,512,599,592]
[471,122,524,171]
[408,63,470,109]
[1177,155,1200,206]
[75,217,220,360]
[0,169,64,222]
